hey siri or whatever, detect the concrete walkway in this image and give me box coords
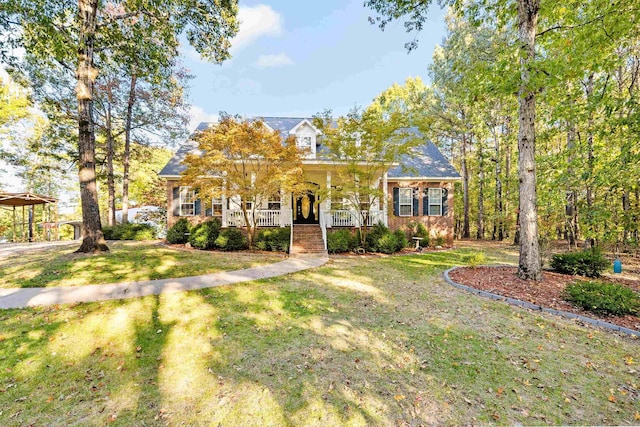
[0,256,328,309]
[0,241,78,258]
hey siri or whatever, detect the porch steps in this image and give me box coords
[290,225,327,257]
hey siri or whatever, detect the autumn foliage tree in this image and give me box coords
[182,115,304,248]
[314,107,417,249]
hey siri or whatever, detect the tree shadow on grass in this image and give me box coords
[0,252,639,425]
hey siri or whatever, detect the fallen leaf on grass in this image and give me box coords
[608,395,616,403]
[394,394,406,401]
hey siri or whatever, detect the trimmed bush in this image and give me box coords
[551,249,609,278]
[377,233,399,254]
[434,235,446,247]
[327,229,353,253]
[565,281,640,316]
[393,229,408,252]
[103,223,156,241]
[215,228,247,251]
[189,219,221,250]
[365,222,390,252]
[463,252,486,267]
[166,218,191,244]
[255,228,290,252]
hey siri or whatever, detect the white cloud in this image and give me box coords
[254,53,294,69]
[188,106,218,132]
[253,53,293,69]
[232,4,283,52]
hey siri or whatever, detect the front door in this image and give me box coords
[293,191,319,224]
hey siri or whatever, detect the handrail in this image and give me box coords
[289,208,294,255]
[319,207,327,252]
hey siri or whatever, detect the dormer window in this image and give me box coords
[297,136,312,149]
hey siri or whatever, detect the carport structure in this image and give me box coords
[0,192,58,242]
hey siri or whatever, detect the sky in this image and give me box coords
[184,0,447,130]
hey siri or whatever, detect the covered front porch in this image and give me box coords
[220,167,389,230]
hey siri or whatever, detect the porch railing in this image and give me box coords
[225,209,292,227]
[325,210,386,227]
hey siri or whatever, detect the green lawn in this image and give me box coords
[0,241,285,288]
[0,243,638,426]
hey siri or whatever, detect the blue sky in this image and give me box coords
[184,0,447,130]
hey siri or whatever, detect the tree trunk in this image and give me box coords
[76,0,108,253]
[461,132,470,238]
[505,122,512,239]
[476,137,485,239]
[516,0,541,280]
[492,121,504,241]
[121,74,137,224]
[106,100,116,227]
[565,125,577,248]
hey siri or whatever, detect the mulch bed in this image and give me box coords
[448,266,640,333]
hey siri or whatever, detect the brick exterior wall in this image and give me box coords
[386,181,455,245]
[166,179,456,245]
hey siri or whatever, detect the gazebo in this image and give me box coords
[0,192,58,242]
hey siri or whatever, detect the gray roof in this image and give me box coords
[388,142,461,179]
[159,119,460,180]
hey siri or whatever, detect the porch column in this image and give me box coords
[326,171,331,228]
[280,188,285,227]
[382,172,388,226]
[221,179,228,227]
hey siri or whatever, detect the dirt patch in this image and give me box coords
[448,266,640,332]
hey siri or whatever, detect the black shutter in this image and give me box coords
[392,187,399,216]
[442,188,448,216]
[412,188,419,216]
[195,198,202,215]
[205,207,213,216]
[172,187,180,216]
[423,188,429,216]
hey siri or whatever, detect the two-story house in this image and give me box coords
[158,117,460,253]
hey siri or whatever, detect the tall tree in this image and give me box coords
[1,0,238,252]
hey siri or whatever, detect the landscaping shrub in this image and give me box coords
[551,249,609,278]
[463,252,486,267]
[377,233,399,254]
[327,229,353,253]
[189,219,221,250]
[215,228,247,251]
[393,229,408,252]
[255,228,290,252]
[102,223,156,241]
[365,222,390,252]
[166,218,191,244]
[565,281,640,316]
[434,234,446,247]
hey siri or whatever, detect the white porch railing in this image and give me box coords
[225,209,292,227]
[325,210,386,227]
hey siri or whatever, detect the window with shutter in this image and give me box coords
[179,186,196,216]
[398,188,412,216]
[428,188,443,216]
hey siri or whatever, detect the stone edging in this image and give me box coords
[443,265,640,338]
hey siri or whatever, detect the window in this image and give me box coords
[297,136,312,148]
[179,186,196,216]
[212,196,223,216]
[399,188,412,216]
[268,194,281,210]
[428,188,443,216]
